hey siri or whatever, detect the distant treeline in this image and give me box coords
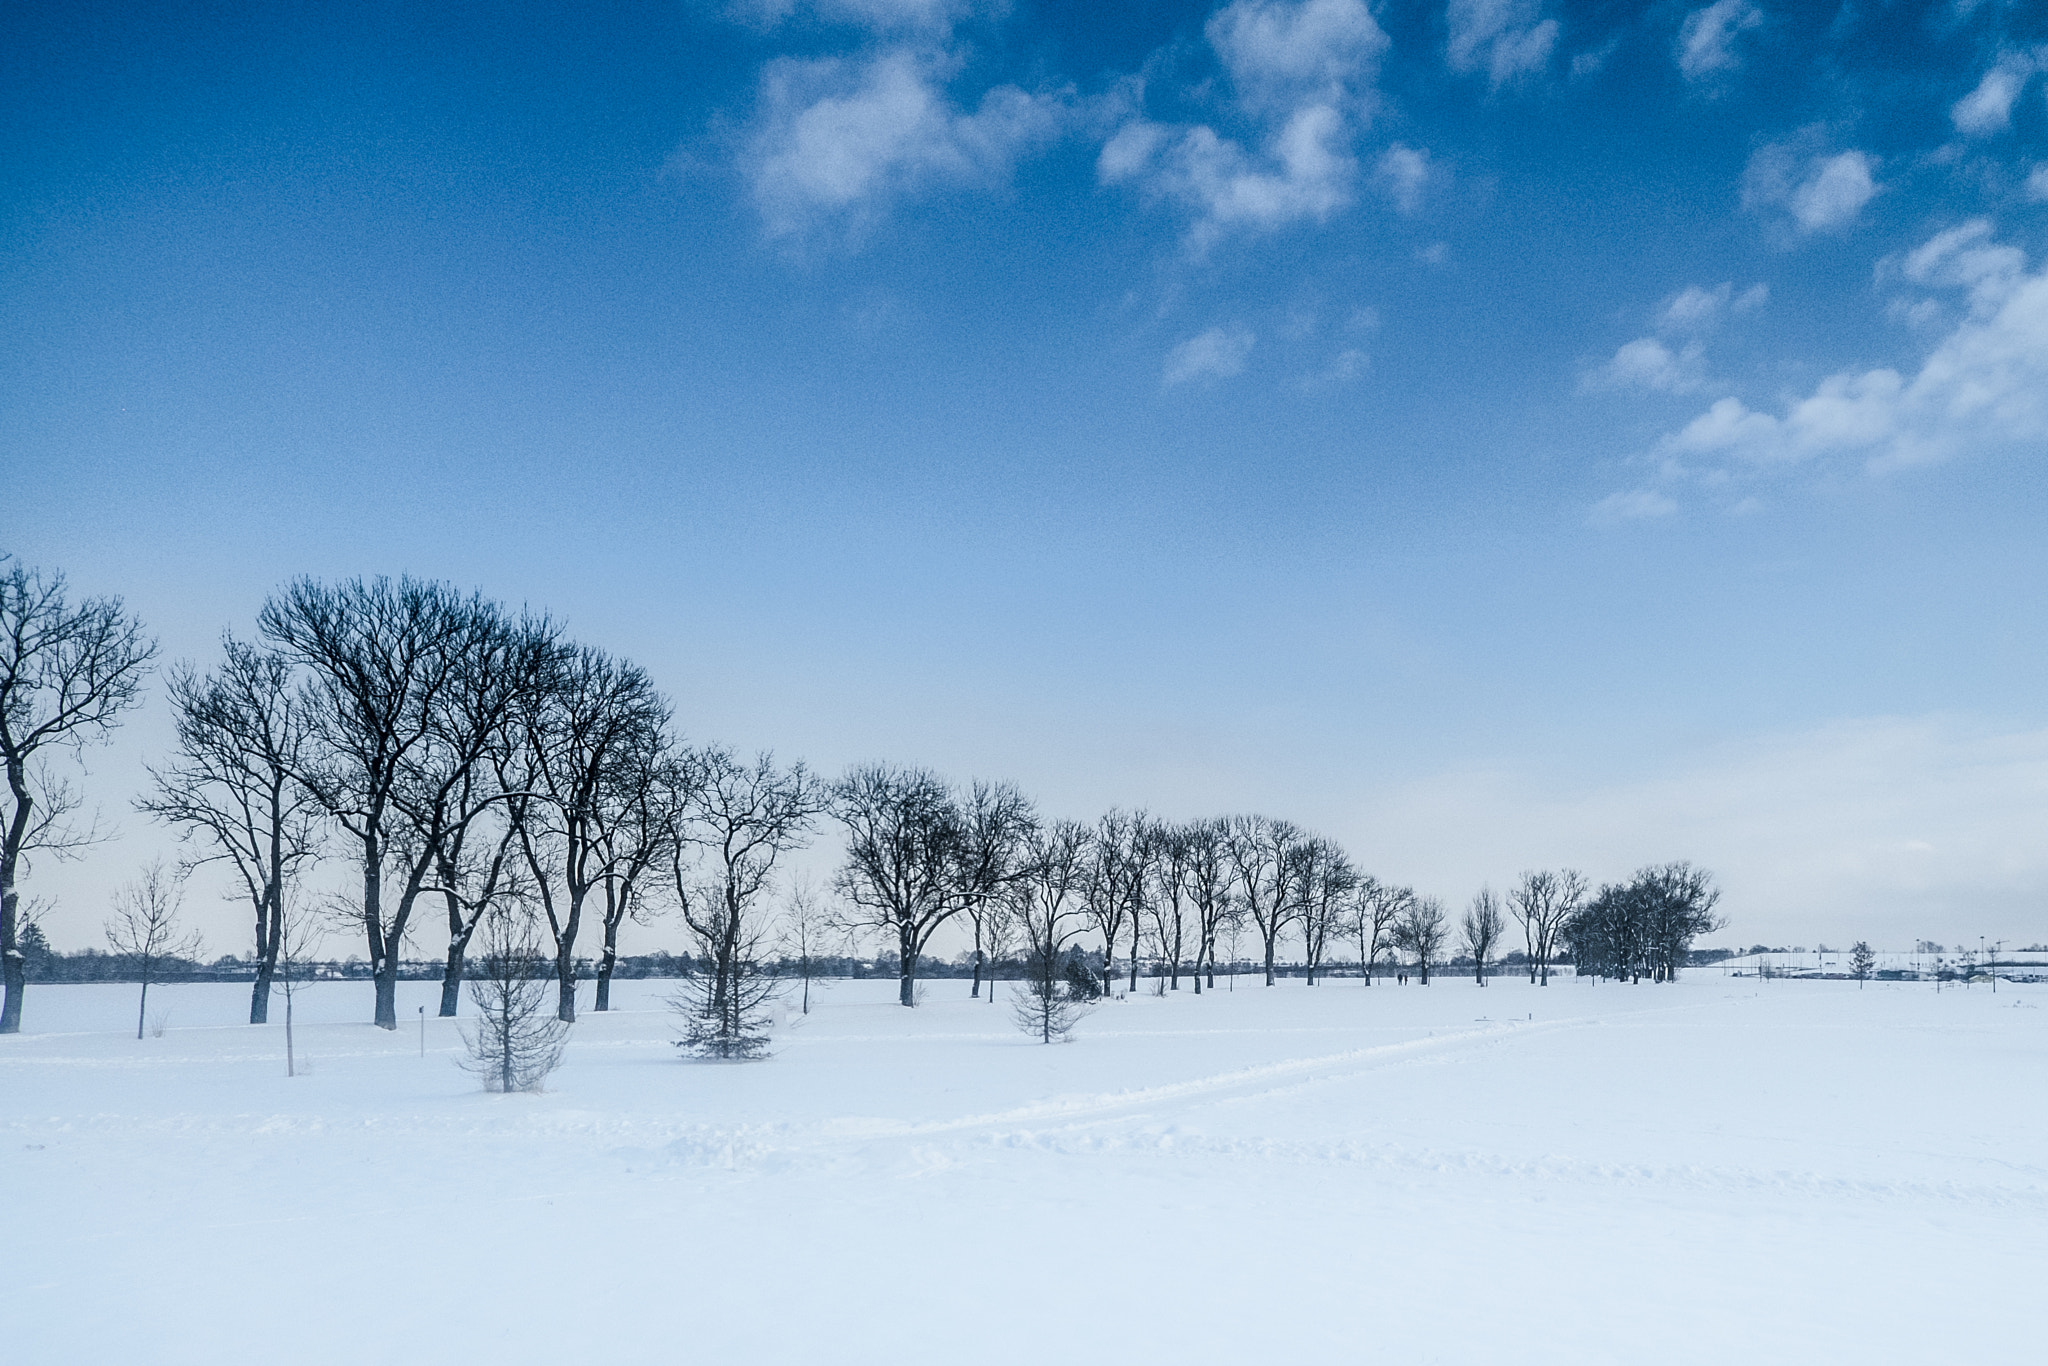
[13,933,1736,988]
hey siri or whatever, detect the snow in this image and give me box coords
[4,971,2045,1363]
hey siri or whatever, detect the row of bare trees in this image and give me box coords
[825,770,1616,1014]
[2,554,1720,1046]
[136,576,822,1034]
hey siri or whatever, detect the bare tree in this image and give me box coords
[460,904,569,1092]
[831,763,964,1007]
[952,780,1036,999]
[427,796,522,1018]
[1293,836,1356,986]
[1393,895,1448,984]
[1147,823,1194,991]
[1507,869,1584,986]
[1,558,158,1033]
[502,643,667,1023]
[979,890,1019,1006]
[1011,819,1094,1042]
[1181,818,1235,993]
[1083,808,1155,997]
[1352,877,1409,984]
[1227,815,1302,987]
[1461,887,1504,986]
[782,881,829,1015]
[105,860,201,1040]
[261,577,547,1029]
[589,744,688,1013]
[670,748,823,1058]
[1641,862,1723,982]
[274,893,322,1078]
[141,639,318,1025]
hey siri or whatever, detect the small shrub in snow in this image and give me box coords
[460,909,568,1093]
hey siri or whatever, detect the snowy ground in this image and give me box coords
[4,970,2044,1364]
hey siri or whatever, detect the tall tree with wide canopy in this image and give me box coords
[831,763,966,1007]
[141,638,319,1024]
[1226,814,1303,987]
[504,643,670,1023]
[1,559,157,1033]
[262,576,549,1030]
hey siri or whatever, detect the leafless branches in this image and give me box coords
[460,905,569,1092]
[141,639,318,1024]
[2,559,157,1033]
[104,859,201,1040]
[1461,887,1504,986]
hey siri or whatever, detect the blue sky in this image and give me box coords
[6,0,2048,952]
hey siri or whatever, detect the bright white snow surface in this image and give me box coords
[5,973,2044,1364]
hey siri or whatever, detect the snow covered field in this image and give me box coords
[5,972,2044,1364]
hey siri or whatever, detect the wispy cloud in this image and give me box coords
[1951,51,2039,136]
[1743,133,1878,235]
[1661,223,2048,471]
[1676,1,1763,81]
[1446,0,1559,87]
[1588,489,1678,524]
[1164,326,1256,385]
[1101,0,1387,253]
[1588,337,1705,393]
[747,48,1071,239]
[1375,143,1432,214]
[1661,281,1768,330]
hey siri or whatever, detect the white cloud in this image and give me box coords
[1376,143,1431,213]
[1743,138,1878,235]
[1788,151,1878,231]
[1104,104,1356,254]
[1951,52,2037,136]
[1661,225,2048,471]
[1587,489,1678,523]
[1446,0,1559,86]
[1660,281,1767,330]
[748,48,1069,237]
[2029,165,2048,202]
[1207,0,1389,108]
[1570,35,1621,78]
[1104,0,1389,252]
[1164,326,1256,385]
[1676,1,1763,81]
[1590,337,1706,393]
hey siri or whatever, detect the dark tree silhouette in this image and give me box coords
[1394,896,1448,984]
[1507,869,1584,986]
[1,558,157,1033]
[141,639,318,1024]
[1461,887,1504,986]
[1011,820,1094,1043]
[831,764,965,1007]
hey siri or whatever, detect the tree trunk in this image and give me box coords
[1,763,32,1034]
[898,926,918,1006]
[594,911,623,1013]
[136,973,150,1040]
[374,964,399,1030]
[1263,937,1277,987]
[249,960,275,1025]
[438,949,466,1017]
[556,963,577,1023]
